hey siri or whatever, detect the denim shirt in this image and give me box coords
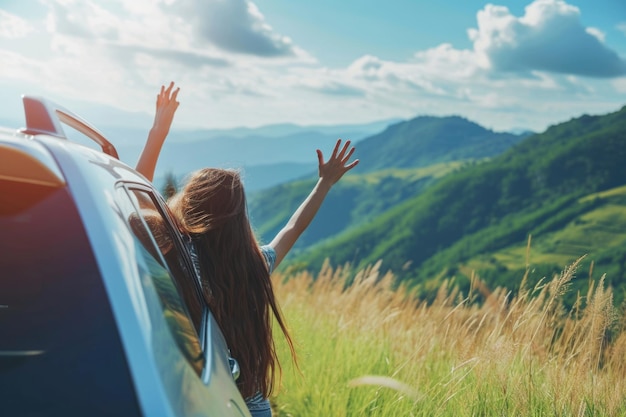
[260,245,276,273]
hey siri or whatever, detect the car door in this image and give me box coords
[0,162,142,417]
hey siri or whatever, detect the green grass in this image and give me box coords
[269,260,626,416]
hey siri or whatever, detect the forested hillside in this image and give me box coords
[294,107,626,300]
[249,163,465,253]
[249,114,525,253]
[252,105,626,304]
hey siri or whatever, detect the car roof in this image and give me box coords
[0,95,135,189]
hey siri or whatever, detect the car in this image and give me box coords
[0,95,250,416]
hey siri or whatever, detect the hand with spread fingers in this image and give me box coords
[152,81,180,135]
[269,138,359,268]
[317,139,360,187]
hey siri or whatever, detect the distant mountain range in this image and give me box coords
[248,105,626,306]
[110,118,402,191]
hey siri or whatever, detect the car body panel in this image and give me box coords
[0,100,250,417]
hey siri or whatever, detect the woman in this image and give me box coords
[137,82,359,416]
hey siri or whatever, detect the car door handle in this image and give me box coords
[0,350,45,372]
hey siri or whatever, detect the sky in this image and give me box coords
[0,0,625,136]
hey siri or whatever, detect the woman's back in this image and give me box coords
[169,168,294,399]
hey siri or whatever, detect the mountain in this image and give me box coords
[283,105,626,303]
[248,114,526,253]
[352,115,525,173]
[171,119,403,141]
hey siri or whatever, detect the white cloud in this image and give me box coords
[40,0,310,64]
[614,77,626,93]
[0,10,33,39]
[0,0,313,113]
[468,0,626,78]
[45,0,119,40]
[0,0,623,136]
[0,49,42,80]
[171,0,300,57]
[298,78,365,97]
[413,43,483,79]
[585,27,605,43]
[618,22,626,36]
[343,51,462,98]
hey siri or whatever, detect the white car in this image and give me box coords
[0,96,250,417]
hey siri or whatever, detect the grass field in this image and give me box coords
[269,258,626,416]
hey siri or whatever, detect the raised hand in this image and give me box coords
[317,139,360,186]
[152,81,180,134]
[269,138,360,268]
[137,81,180,181]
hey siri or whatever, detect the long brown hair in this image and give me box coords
[169,168,296,398]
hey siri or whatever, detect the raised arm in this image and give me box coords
[269,139,359,269]
[136,82,180,182]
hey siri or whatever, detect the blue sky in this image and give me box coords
[0,0,625,137]
[256,0,625,65]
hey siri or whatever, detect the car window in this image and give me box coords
[118,186,205,376]
[0,179,141,416]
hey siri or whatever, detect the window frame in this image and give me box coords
[116,182,209,374]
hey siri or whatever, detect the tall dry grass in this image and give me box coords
[270,257,626,416]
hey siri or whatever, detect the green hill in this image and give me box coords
[249,114,523,253]
[457,186,626,304]
[352,115,526,173]
[249,162,465,253]
[285,105,626,302]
